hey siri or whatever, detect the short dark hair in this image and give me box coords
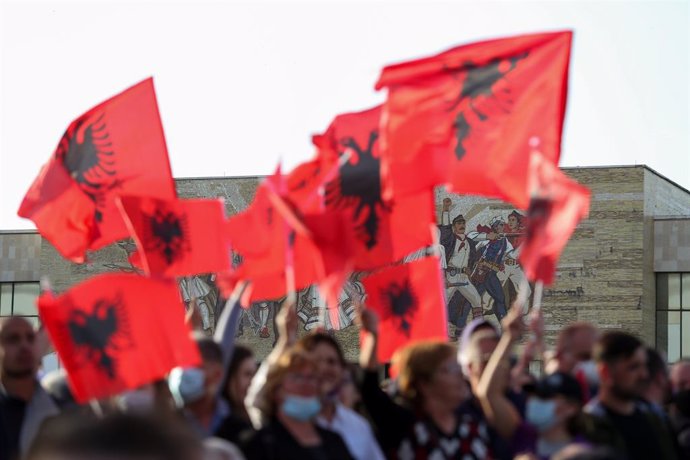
[593,331,644,365]
[452,214,466,225]
[645,346,668,380]
[296,332,346,366]
[27,413,202,460]
[193,335,223,364]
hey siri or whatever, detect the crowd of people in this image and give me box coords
[1,296,690,460]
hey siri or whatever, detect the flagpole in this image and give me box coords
[533,280,544,311]
[516,277,530,310]
[89,399,104,418]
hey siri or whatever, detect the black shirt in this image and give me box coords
[604,405,670,460]
[0,393,27,460]
[240,418,354,460]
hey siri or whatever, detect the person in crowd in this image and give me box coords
[548,322,600,400]
[338,363,362,411]
[296,332,385,460]
[669,386,690,459]
[26,412,203,460]
[116,380,176,415]
[240,344,354,460]
[215,345,256,443]
[169,334,231,438]
[670,358,690,393]
[523,372,587,459]
[642,347,670,417]
[0,317,60,460]
[358,307,494,459]
[221,345,256,424]
[669,359,690,458]
[582,331,679,459]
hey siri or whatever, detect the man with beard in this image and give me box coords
[583,332,678,459]
[0,317,59,459]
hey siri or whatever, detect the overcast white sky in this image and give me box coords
[1,0,688,230]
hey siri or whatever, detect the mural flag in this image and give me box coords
[18,78,176,263]
[376,31,572,209]
[38,274,200,403]
[117,196,231,277]
[362,256,447,361]
[519,151,591,285]
[309,105,436,271]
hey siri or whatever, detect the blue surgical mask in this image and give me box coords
[168,367,206,407]
[281,394,322,421]
[526,398,558,432]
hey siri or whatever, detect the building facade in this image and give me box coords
[2,165,689,362]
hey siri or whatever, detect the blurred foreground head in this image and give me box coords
[26,412,203,460]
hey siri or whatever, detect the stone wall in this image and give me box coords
[654,219,690,272]
[0,231,41,282]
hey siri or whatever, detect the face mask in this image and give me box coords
[526,398,558,432]
[281,394,322,421]
[117,387,155,413]
[168,367,206,407]
[574,360,599,386]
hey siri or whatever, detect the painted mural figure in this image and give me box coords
[179,275,216,332]
[296,281,360,332]
[498,210,531,313]
[467,216,516,322]
[246,301,274,338]
[438,198,483,338]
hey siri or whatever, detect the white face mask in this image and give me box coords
[117,387,155,413]
[168,367,206,407]
[574,360,599,386]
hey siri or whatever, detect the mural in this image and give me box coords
[234,194,534,341]
[98,188,534,341]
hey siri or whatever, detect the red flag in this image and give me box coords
[18,78,176,262]
[118,196,231,277]
[309,105,436,270]
[518,151,590,285]
[362,257,447,362]
[38,274,200,403]
[376,31,572,209]
[226,171,329,301]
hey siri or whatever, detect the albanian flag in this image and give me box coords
[362,256,447,362]
[118,196,231,277]
[226,169,329,303]
[376,31,572,209]
[309,105,436,270]
[18,78,176,263]
[519,151,590,285]
[38,274,200,403]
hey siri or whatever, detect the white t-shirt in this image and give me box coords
[316,403,386,460]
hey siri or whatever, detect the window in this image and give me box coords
[656,273,690,362]
[0,282,41,328]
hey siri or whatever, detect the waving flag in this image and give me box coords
[38,274,200,403]
[18,78,176,262]
[362,257,447,361]
[376,31,572,209]
[226,170,328,301]
[310,105,436,270]
[519,151,590,285]
[118,196,231,277]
